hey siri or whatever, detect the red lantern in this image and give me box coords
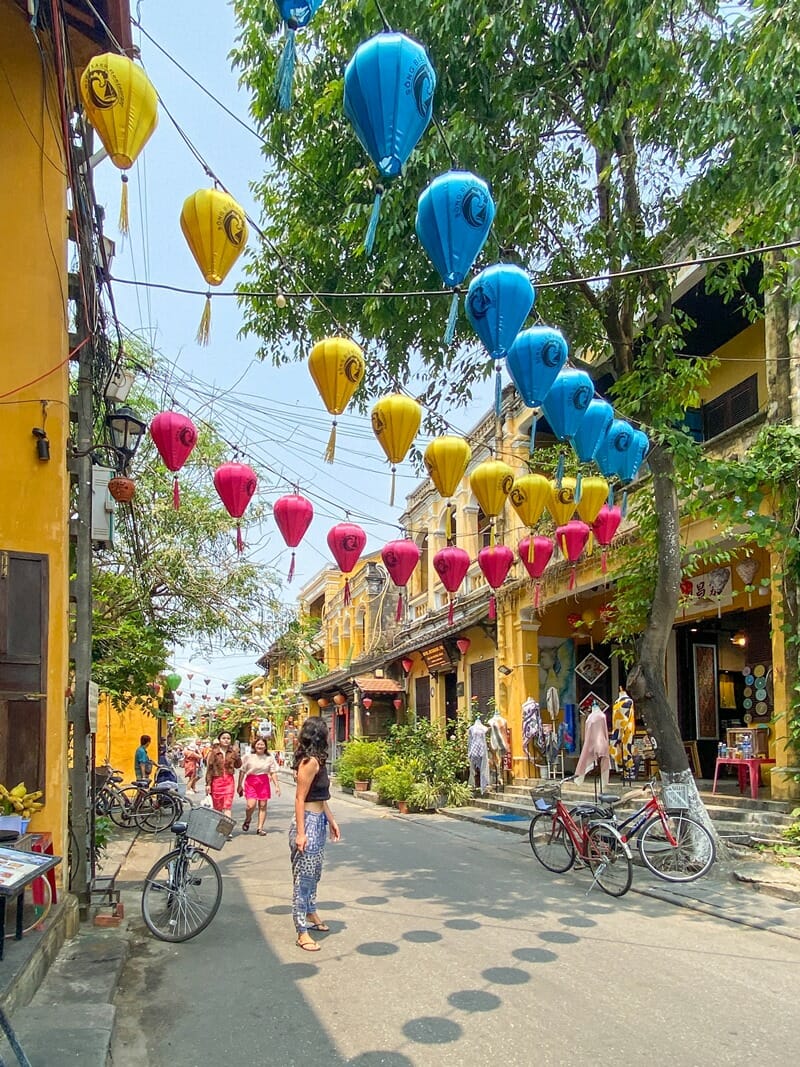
[327,522,367,605]
[362,696,373,709]
[108,475,135,503]
[333,692,347,706]
[381,539,421,621]
[433,545,471,625]
[214,462,258,553]
[273,493,314,581]
[393,697,403,710]
[478,544,514,621]
[456,637,471,656]
[557,520,591,590]
[401,657,414,673]
[149,411,198,509]
[517,536,554,609]
[317,697,330,708]
[591,504,622,573]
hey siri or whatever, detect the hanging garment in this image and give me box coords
[488,714,510,754]
[574,706,611,789]
[467,720,490,793]
[609,690,636,773]
[522,698,543,755]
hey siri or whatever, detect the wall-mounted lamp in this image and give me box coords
[32,427,50,461]
[731,631,748,648]
[498,664,513,676]
[106,405,147,470]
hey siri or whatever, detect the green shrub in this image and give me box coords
[408,780,442,812]
[443,781,473,808]
[334,738,387,789]
[373,761,415,804]
[352,764,373,782]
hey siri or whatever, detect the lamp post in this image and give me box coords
[105,405,147,472]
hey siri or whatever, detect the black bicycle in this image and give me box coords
[97,769,182,833]
[141,807,233,942]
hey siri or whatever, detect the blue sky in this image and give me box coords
[92,1,492,691]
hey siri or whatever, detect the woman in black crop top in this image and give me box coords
[291,717,340,952]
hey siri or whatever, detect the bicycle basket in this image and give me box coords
[660,781,691,811]
[185,806,235,850]
[530,784,560,811]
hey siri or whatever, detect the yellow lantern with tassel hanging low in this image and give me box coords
[308,338,365,463]
[547,476,577,526]
[371,394,422,505]
[509,472,550,561]
[180,188,248,344]
[469,458,514,544]
[80,52,158,235]
[424,436,471,543]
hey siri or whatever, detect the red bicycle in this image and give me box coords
[528,781,633,897]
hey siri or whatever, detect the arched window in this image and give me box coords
[476,507,492,549]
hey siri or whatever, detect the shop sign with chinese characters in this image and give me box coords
[682,566,733,618]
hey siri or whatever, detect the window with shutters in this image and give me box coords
[0,551,49,794]
[417,533,429,595]
[476,508,492,549]
[702,375,758,440]
[470,659,495,718]
[414,676,431,721]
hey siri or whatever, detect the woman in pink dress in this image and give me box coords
[205,731,242,819]
[237,737,280,835]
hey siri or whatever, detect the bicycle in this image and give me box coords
[141,806,233,942]
[528,781,633,897]
[97,770,182,833]
[568,777,716,882]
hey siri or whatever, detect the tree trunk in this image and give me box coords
[625,446,722,846]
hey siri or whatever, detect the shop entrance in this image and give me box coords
[444,671,458,732]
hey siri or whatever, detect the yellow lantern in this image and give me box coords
[470,459,515,544]
[575,476,609,527]
[180,188,249,344]
[547,477,577,526]
[308,338,366,463]
[80,53,158,235]
[509,473,550,528]
[424,436,471,542]
[372,395,422,505]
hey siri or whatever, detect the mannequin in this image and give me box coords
[467,716,490,793]
[574,702,611,789]
[488,708,511,783]
[609,686,635,779]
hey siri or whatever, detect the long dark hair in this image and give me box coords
[293,716,329,769]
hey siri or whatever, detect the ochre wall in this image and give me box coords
[698,322,765,404]
[0,2,70,864]
[97,695,161,781]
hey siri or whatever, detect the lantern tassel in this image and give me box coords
[119,173,130,235]
[396,592,403,622]
[236,523,243,554]
[608,483,615,507]
[344,577,351,606]
[389,466,396,507]
[173,476,180,510]
[569,566,576,590]
[288,550,296,583]
[364,188,383,256]
[489,594,497,621]
[575,470,583,504]
[490,520,496,548]
[448,597,455,626]
[196,293,212,346]
[534,582,540,611]
[444,291,459,344]
[621,490,628,518]
[324,419,337,464]
[276,26,297,112]
[528,533,534,563]
[529,412,538,456]
[446,504,452,544]
[587,531,594,556]
[494,364,503,417]
[556,451,565,487]
[601,549,608,574]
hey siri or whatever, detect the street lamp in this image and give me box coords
[105,405,147,470]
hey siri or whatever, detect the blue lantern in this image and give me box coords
[571,398,614,463]
[595,421,649,483]
[416,170,495,343]
[466,263,535,415]
[344,32,436,256]
[540,368,594,443]
[274,1,325,112]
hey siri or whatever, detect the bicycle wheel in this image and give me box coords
[586,823,632,897]
[4,876,52,938]
[141,846,222,942]
[528,812,576,873]
[94,787,116,816]
[638,813,716,882]
[139,792,181,833]
[106,785,143,828]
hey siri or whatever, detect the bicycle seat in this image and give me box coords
[151,782,175,793]
[171,822,188,834]
[133,778,151,786]
[598,793,623,806]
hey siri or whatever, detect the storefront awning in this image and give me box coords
[354,675,402,695]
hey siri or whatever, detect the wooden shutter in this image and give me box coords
[414,676,431,720]
[470,659,495,717]
[703,375,758,440]
[0,551,48,793]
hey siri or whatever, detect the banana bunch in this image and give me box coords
[0,782,44,818]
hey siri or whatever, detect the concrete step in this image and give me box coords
[504,781,794,814]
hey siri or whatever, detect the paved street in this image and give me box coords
[111,786,800,1066]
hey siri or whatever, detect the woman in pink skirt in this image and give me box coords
[237,736,280,835]
[205,731,242,819]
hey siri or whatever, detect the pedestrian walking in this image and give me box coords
[205,731,242,820]
[237,736,280,835]
[182,742,202,794]
[290,717,340,952]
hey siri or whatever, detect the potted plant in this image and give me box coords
[408,780,442,813]
[353,766,372,792]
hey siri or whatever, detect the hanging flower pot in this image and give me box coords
[108,475,135,503]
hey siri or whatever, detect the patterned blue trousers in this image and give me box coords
[289,810,328,934]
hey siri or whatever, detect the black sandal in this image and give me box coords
[242,820,251,832]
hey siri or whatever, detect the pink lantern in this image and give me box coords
[393,697,403,710]
[149,411,198,509]
[327,522,367,605]
[557,520,591,590]
[517,536,554,609]
[381,539,421,621]
[273,493,314,581]
[478,544,514,621]
[591,504,622,573]
[214,462,258,553]
[362,696,373,709]
[433,545,471,625]
[456,637,471,656]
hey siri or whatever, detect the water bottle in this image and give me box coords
[718,741,725,760]
[742,735,752,760]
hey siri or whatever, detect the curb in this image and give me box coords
[0,894,80,1017]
